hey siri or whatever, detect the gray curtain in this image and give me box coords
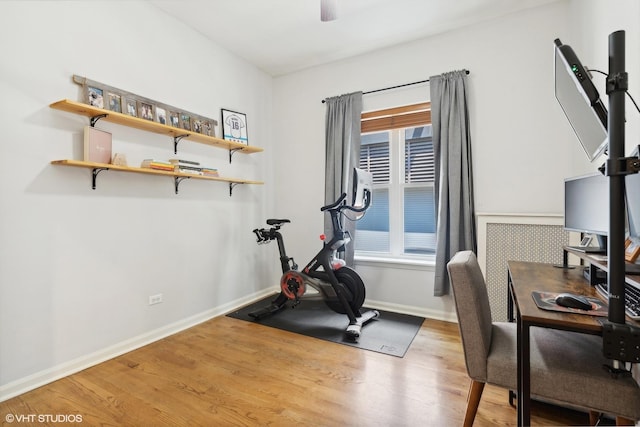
[430,70,476,296]
[324,91,363,266]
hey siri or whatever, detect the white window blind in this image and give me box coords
[405,138,434,183]
[360,142,390,184]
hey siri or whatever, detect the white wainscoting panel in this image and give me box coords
[477,214,576,322]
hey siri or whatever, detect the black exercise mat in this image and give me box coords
[226,294,424,357]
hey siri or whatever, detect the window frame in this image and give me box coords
[356,103,436,264]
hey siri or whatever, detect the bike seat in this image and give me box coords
[266,219,290,226]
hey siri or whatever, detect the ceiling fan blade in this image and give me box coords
[321,0,337,22]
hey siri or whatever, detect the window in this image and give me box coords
[355,103,436,259]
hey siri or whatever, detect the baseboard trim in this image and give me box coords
[365,298,458,324]
[0,288,274,403]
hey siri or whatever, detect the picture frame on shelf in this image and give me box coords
[156,106,167,125]
[107,92,122,113]
[83,126,112,164]
[168,110,180,128]
[138,101,155,121]
[86,85,104,109]
[180,113,191,131]
[221,109,248,145]
[202,120,214,137]
[625,238,640,263]
[192,118,203,134]
[124,97,137,117]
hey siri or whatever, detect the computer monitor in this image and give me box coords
[564,173,609,252]
[554,38,609,162]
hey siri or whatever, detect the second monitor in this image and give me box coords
[564,172,608,253]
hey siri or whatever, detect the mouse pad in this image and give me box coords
[531,291,608,316]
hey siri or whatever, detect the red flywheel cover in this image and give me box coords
[280,271,306,300]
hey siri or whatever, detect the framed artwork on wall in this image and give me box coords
[221,109,248,145]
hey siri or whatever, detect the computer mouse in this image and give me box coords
[554,293,593,311]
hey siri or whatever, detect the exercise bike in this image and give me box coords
[250,169,379,341]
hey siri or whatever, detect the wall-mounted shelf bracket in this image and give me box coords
[229,147,245,163]
[173,134,189,154]
[90,114,109,127]
[174,176,190,194]
[229,182,241,196]
[91,167,109,189]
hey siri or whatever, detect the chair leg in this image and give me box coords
[464,380,485,427]
[615,416,635,426]
[588,411,600,426]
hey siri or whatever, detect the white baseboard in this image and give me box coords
[0,288,275,403]
[365,298,458,324]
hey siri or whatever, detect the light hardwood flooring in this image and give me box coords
[1,314,593,426]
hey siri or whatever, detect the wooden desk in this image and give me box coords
[507,261,639,426]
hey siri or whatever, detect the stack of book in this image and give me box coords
[201,167,219,177]
[169,158,202,174]
[140,159,173,171]
[169,159,219,177]
[140,158,219,177]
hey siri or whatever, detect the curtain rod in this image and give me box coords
[321,70,470,103]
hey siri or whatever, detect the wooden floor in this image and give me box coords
[1,314,593,426]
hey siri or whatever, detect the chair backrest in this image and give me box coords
[446,250,493,381]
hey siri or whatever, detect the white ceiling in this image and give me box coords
[149,0,561,76]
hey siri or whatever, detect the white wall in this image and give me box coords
[272,0,640,318]
[0,1,275,399]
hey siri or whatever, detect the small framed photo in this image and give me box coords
[86,86,104,109]
[625,238,640,263]
[202,120,214,137]
[156,106,167,125]
[192,118,203,134]
[180,113,191,131]
[168,111,180,128]
[138,101,155,121]
[124,97,137,117]
[221,109,248,145]
[107,92,122,113]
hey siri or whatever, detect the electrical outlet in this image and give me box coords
[148,294,163,305]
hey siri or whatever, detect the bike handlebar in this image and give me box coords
[320,193,347,211]
[319,190,372,214]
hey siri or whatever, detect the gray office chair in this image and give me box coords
[446,250,640,426]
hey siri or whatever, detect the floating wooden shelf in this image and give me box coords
[50,99,263,156]
[51,159,263,195]
[50,98,264,195]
